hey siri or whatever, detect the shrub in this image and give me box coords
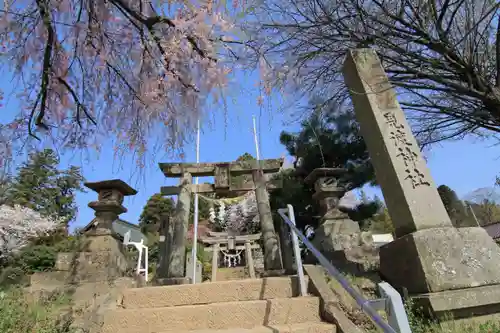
[0,287,72,333]
[202,262,212,281]
[0,234,84,288]
[0,266,28,287]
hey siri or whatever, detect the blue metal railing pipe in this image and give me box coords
[277,207,397,333]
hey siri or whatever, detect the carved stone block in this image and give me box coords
[214,164,231,191]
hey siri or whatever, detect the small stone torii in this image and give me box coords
[156,158,292,284]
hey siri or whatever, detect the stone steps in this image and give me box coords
[169,322,336,333]
[121,276,308,309]
[101,297,322,333]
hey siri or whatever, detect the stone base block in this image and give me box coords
[312,219,361,253]
[31,268,127,288]
[412,284,500,324]
[153,277,190,286]
[54,235,130,281]
[84,233,124,253]
[261,269,287,277]
[380,227,500,294]
[56,251,128,273]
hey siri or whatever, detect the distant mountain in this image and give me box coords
[462,187,500,204]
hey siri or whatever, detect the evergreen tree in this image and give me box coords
[437,185,473,227]
[348,193,383,230]
[467,199,500,226]
[279,100,374,187]
[269,169,316,231]
[271,99,377,230]
[139,194,175,234]
[438,185,460,212]
[5,149,84,226]
[369,208,395,235]
[190,188,212,223]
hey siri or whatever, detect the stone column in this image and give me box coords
[252,168,282,271]
[156,214,173,278]
[155,172,192,285]
[244,241,256,278]
[168,172,192,281]
[275,218,294,273]
[344,51,452,237]
[343,48,500,322]
[211,243,220,282]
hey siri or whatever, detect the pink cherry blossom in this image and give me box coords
[0,205,61,258]
[0,0,241,169]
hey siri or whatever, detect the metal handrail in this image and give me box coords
[278,204,401,333]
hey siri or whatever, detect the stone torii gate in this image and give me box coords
[157,158,287,284]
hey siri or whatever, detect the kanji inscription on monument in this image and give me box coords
[383,111,430,189]
[343,49,452,237]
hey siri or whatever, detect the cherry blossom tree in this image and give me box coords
[0,205,61,258]
[244,0,500,147]
[208,191,260,234]
[0,0,241,169]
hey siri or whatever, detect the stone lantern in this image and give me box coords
[85,179,138,233]
[305,168,351,222]
[83,179,137,253]
[304,168,362,270]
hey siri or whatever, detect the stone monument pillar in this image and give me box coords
[156,215,172,279]
[305,168,362,272]
[343,48,500,322]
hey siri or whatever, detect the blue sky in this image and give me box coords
[0,67,499,231]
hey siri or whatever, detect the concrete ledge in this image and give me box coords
[101,297,322,333]
[123,276,306,308]
[153,277,191,286]
[216,267,248,281]
[261,269,287,277]
[412,284,500,321]
[169,322,336,333]
[30,268,124,286]
[303,265,366,333]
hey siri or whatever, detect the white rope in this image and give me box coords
[198,191,251,205]
[221,249,244,267]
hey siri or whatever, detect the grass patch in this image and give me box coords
[405,297,500,333]
[0,287,73,333]
[326,272,500,333]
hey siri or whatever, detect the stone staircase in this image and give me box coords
[100,276,337,333]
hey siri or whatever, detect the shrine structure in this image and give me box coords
[156,158,289,284]
[200,231,262,281]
